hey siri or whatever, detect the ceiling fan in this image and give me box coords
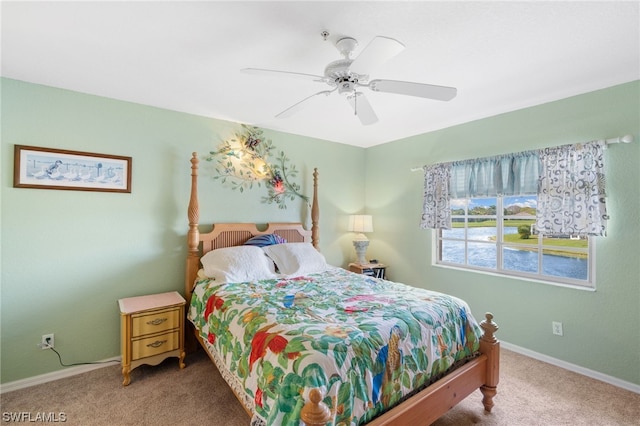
[242,33,457,125]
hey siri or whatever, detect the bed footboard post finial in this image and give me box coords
[479,312,500,412]
[301,388,331,426]
[311,168,320,249]
[480,312,498,343]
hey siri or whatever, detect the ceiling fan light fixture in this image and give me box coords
[336,76,358,95]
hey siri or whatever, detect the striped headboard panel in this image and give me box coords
[199,222,312,255]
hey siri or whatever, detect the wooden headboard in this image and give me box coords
[198,222,311,255]
[184,153,319,303]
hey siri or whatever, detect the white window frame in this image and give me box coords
[433,196,596,290]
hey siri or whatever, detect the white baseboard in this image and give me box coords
[501,341,640,394]
[0,356,121,394]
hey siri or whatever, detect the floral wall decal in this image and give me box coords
[204,125,308,209]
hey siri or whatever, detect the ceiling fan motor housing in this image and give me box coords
[326,37,370,95]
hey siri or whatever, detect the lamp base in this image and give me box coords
[353,240,369,265]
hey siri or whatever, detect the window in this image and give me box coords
[435,195,594,288]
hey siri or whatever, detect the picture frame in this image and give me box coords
[13,145,132,193]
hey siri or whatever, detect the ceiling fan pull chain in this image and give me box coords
[353,92,358,116]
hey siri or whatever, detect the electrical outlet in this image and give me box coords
[552,321,563,336]
[40,333,54,350]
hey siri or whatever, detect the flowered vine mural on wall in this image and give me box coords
[204,125,308,209]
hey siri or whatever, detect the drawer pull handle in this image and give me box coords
[147,340,167,348]
[147,318,167,326]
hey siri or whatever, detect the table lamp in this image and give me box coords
[348,215,373,265]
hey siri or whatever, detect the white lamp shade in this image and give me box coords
[348,215,373,233]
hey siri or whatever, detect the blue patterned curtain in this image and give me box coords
[450,151,539,198]
[536,141,608,236]
[420,163,451,229]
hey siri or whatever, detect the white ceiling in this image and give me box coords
[2,1,639,148]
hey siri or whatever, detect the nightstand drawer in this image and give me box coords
[132,330,180,360]
[131,307,179,337]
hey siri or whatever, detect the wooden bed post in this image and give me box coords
[300,388,331,426]
[185,153,201,302]
[311,168,319,249]
[184,153,201,353]
[479,312,500,412]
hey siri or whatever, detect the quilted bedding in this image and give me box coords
[188,267,482,425]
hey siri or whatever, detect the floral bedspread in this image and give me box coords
[188,267,482,426]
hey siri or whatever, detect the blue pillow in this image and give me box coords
[243,234,287,248]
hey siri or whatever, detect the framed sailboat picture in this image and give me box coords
[13,145,132,193]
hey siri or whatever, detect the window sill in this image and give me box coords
[432,262,596,292]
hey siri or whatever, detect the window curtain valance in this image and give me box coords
[420,140,609,236]
[449,150,539,198]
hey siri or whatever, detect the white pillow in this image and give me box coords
[200,246,276,283]
[262,243,328,277]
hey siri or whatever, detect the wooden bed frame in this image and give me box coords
[184,152,500,425]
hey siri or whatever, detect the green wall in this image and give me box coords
[365,81,640,386]
[0,78,365,383]
[2,78,639,387]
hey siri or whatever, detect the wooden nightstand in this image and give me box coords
[349,262,387,279]
[118,291,186,386]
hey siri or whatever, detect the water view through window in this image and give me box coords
[441,227,588,280]
[436,196,592,286]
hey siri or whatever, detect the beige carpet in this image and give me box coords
[1,348,638,425]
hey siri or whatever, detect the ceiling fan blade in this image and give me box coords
[350,36,405,75]
[276,90,334,119]
[347,92,379,125]
[369,79,457,101]
[241,68,325,82]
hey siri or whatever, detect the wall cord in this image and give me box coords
[47,346,119,368]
